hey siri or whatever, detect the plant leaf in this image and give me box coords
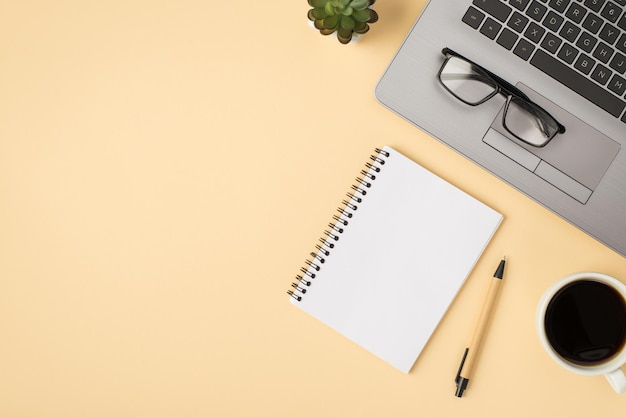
[320,28,337,35]
[340,15,355,30]
[324,1,336,15]
[352,8,370,22]
[368,9,378,23]
[349,0,369,10]
[311,7,328,19]
[337,28,353,44]
[340,6,353,15]
[339,0,351,8]
[323,14,340,29]
[308,0,328,7]
[354,22,369,34]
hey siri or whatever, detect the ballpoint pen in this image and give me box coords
[455,256,506,397]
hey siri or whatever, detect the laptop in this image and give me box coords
[375,0,626,257]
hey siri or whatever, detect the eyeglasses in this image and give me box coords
[437,48,565,147]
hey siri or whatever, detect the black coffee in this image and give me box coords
[544,280,626,366]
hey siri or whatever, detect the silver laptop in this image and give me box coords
[375,0,626,257]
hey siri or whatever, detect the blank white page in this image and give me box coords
[290,146,502,373]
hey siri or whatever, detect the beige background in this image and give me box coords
[1,1,625,416]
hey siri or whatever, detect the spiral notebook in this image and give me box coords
[288,146,502,373]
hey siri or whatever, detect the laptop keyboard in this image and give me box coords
[462,0,626,123]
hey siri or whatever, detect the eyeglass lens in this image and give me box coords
[504,98,561,147]
[438,56,497,105]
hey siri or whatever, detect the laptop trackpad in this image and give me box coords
[482,83,620,204]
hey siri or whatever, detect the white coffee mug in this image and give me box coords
[536,272,626,394]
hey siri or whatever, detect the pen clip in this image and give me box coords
[455,347,469,385]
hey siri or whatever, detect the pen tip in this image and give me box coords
[494,257,506,279]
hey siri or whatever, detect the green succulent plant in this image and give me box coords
[307,0,378,44]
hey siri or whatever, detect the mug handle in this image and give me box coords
[605,368,626,394]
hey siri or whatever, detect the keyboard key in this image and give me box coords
[558,42,580,64]
[514,38,536,59]
[531,49,626,117]
[560,21,581,42]
[582,12,603,34]
[480,17,503,39]
[543,11,564,32]
[497,27,520,49]
[600,1,622,23]
[548,0,571,13]
[463,6,486,29]
[584,0,606,13]
[508,11,530,33]
[525,22,546,42]
[591,63,612,84]
[473,0,512,22]
[577,31,599,52]
[599,22,620,44]
[610,52,626,74]
[607,74,626,96]
[565,2,587,23]
[574,53,596,74]
[593,42,615,63]
[542,32,563,53]
[527,1,548,21]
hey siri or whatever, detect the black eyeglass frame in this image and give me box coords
[438,48,566,147]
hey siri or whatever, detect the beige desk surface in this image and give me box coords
[1,1,625,416]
